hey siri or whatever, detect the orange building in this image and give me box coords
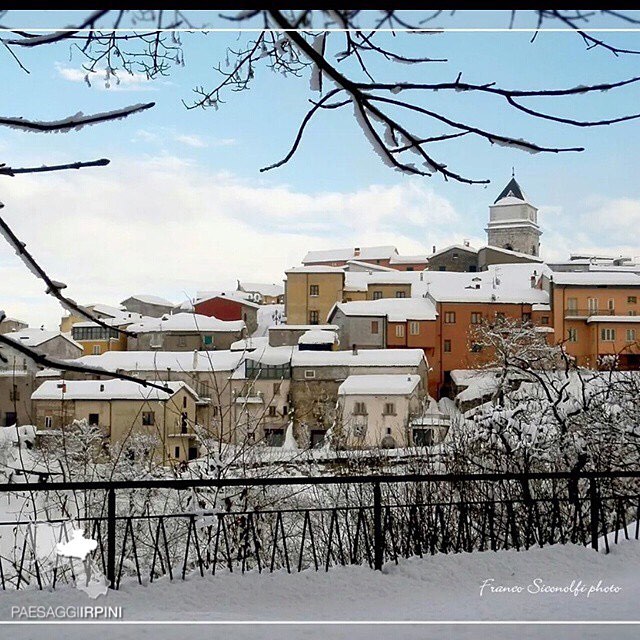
[548,271,640,368]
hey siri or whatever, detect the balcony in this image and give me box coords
[564,308,617,319]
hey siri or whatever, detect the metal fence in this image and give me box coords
[0,471,638,591]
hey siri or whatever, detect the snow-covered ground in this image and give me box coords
[0,537,637,639]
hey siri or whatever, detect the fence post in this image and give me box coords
[589,478,599,551]
[373,480,383,571]
[107,488,116,589]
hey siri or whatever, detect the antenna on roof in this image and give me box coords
[511,166,515,178]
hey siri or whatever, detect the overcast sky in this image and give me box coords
[2,11,640,328]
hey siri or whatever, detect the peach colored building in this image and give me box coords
[548,271,640,368]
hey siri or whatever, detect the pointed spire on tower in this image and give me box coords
[494,174,527,204]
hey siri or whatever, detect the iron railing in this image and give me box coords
[0,471,638,591]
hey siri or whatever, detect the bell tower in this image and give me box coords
[486,174,541,256]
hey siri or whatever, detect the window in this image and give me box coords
[470,342,483,353]
[469,265,477,273]
[587,298,599,314]
[568,328,578,343]
[608,299,615,312]
[567,297,578,311]
[310,430,326,448]
[626,329,637,342]
[453,252,459,259]
[92,345,101,355]
[265,428,285,447]
[395,291,406,298]
[353,401,367,415]
[304,369,316,379]
[444,312,456,324]
[181,412,188,434]
[409,321,420,335]
[444,339,451,353]
[266,405,277,418]
[203,335,213,345]
[383,402,396,415]
[142,411,155,426]
[601,328,616,341]
[183,396,187,408]
[522,312,531,323]
[309,310,319,325]
[628,296,637,304]
[88,413,99,426]
[629,311,638,316]
[438,266,446,271]
[188,447,198,460]
[44,416,52,428]
[372,291,383,300]
[371,320,379,334]
[212,405,219,417]
[395,325,405,338]
[541,316,550,325]
[177,336,187,347]
[309,284,319,297]
[471,312,482,325]
[174,446,180,458]
[413,428,434,447]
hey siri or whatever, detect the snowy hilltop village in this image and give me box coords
[1,175,640,466]
[1,175,640,630]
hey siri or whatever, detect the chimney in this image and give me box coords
[420,272,424,281]
[352,343,358,356]
[354,247,361,257]
[99,383,104,392]
[193,350,198,370]
[432,245,436,254]
[463,239,470,247]
[530,274,536,288]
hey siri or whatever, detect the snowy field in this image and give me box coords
[0,536,638,640]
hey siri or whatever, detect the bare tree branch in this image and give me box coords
[0,103,155,133]
[0,158,110,177]
[0,204,136,338]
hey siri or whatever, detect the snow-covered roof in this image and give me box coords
[415,264,549,304]
[586,315,640,324]
[238,282,284,297]
[338,374,421,396]
[122,294,174,307]
[49,350,245,375]
[532,303,551,311]
[230,336,269,351]
[429,244,478,259]
[451,370,500,402]
[32,379,192,401]
[298,330,339,345]
[270,324,338,331]
[286,265,346,274]
[345,260,397,272]
[292,348,426,368]
[303,246,397,264]
[245,345,296,367]
[127,313,245,334]
[194,291,261,308]
[388,254,430,264]
[331,298,437,322]
[550,272,640,286]
[4,329,82,351]
[89,303,126,317]
[482,245,544,262]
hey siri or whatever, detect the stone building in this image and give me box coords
[121,295,175,318]
[486,176,541,256]
[126,313,245,352]
[32,379,200,464]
